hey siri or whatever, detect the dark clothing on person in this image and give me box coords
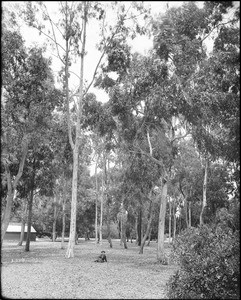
[94,251,107,262]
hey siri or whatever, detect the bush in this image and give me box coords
[167,217,240,299]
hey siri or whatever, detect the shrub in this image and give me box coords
[167,217,240,299]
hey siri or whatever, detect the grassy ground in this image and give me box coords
[1,238,178,299]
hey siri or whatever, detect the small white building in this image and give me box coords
[4,223,36,241]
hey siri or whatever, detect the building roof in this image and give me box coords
[7,223,36,233]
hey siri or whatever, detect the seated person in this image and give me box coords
[94,250,107,263]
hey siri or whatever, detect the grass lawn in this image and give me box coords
[1,238,178,299]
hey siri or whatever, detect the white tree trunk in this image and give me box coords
[66,148,79,258]
[65,2,87,258]
[157,179,168,263]
[168,198,172,244]
[135,214,138,245]
[95,159,99,245]
[184,196,189,228]
[173,204,176,241]
[99,169,104,245]
[200,157,209,225]
[61,184,67,249]
[52,194,58,242]
[188,201,192,227]
[120,211,123,246]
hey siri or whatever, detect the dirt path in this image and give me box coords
[1,239,178,299]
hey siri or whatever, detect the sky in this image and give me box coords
[2,1,188,104]
[3,1,239,103]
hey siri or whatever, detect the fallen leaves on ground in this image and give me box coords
[1,238,178,299]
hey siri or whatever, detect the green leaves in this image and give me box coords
[167,221,240,299]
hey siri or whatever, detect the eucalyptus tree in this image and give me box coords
[96,48,188,261]
[23,1,150,257]
[151,1,239,227]
[93,1,240,262]
[171,139,202,228]
[1,26,60,243]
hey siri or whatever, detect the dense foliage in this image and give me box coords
[167,207,240,299]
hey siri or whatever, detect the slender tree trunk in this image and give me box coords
[18,221,25,246]
[66,147,79,258]
[1,190,14,245]
[168,198,172,244]
[106,195,112,248]
[95,159,99,245]
[25,168,35,252]
[99,169,104,245]
[146,227,152,246]
[104,157,112,248]
[1,137,28,244]
[139,199,153,254]
[65,2,87,259]
[18,201,28,246]
[106,198,112,248]
[75,230,78,244]
[121,220,128,249]
[61,184,67,249]
[52,195,58,242]
[157,178,168,263]
[173,204,176,241]
[120,204,128,249]
[184,196,189,228]
[120,211,123,246]
[200,157,209,225]
[137,207,142,246]
[135,214,138,245]
[188,201,192,227]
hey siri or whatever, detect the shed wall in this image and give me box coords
[4,232,36,241]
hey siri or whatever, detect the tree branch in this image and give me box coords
[83,5,142,97]
[3,163,12,194]
[35,27,66,59]
[65,1,74,150]
[13,134,29,189]
[146,128,153,156]
[171,131,191,144]
[178,181,186,199]
[83,50,106,97]
[201,19,237,43]
[133,145,165,170]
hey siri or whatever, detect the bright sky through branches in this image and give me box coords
[2,1,197,104]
